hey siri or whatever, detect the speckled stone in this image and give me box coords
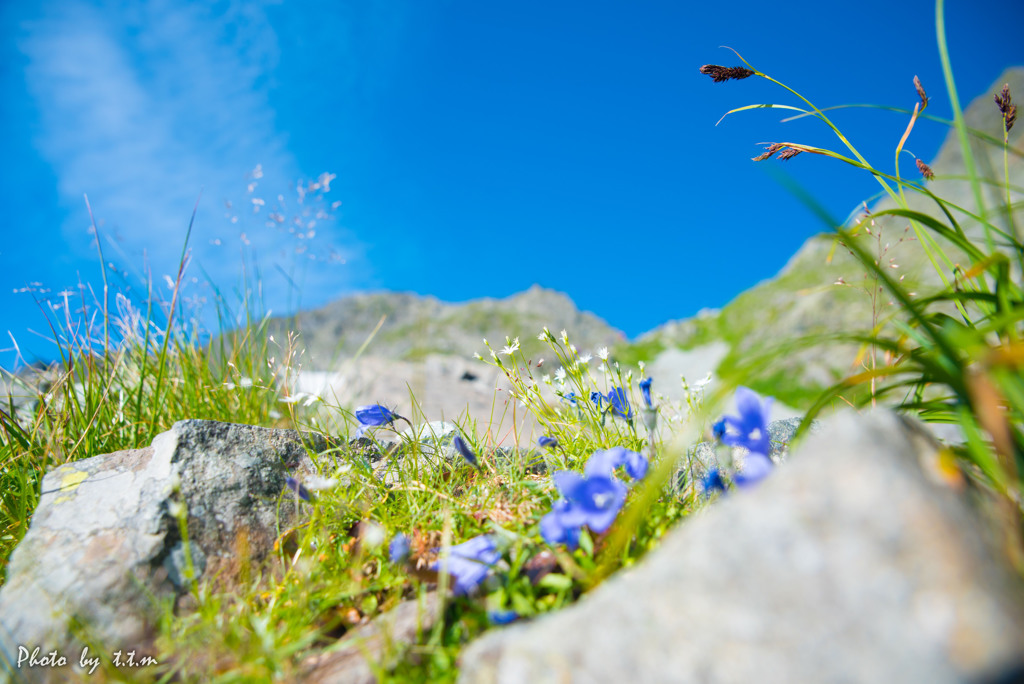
[0,420,333,683]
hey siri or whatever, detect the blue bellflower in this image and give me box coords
[453,434,479,468]
[712,418,727,441]
[549,469,627,534]
[606,387,632,420]
[719,387,773,456]
[389,533,411,564]
[589,391,604,409]
[355,404,400,427]
[487,609,520,625]
[734,453,773,488]
[432,535,501,596]
[702,469,727,498]
[355,404,402,438]
[639,377,653,408]
[539,499,582,549]
[285,476,312,501]
[538,435,559,450]
[585,446,648,482]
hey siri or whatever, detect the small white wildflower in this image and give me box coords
[560,329,568,344]
[554,367,566,381]
[239,377,254,388]
[694,372,713,389]
[569,344,577,353]
[305,475,340,491]
[538,328,549,342]
[359,521,386,551]
[542,374,551,384]
[638,360,646,373]
[579,353,592,364]
[597,347,609,360]
[473,352,483,360]
[501,337,520,356]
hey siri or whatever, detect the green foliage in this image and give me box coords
[3,3,1022,677]
[709,0,1024,517]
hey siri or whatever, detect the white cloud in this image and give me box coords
[17,0,365,326]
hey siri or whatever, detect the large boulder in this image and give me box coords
[458,410,1024,683]
[0,420,332,683]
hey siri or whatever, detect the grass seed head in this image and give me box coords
[913,75,929,110]
[916,159,935,180]
[699,64,755,83]
[995,84,1017,133]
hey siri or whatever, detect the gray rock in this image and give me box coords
[300,592,441,683]
[675,416,818,492]
[458,410,1024,684]
[0,420,332,683]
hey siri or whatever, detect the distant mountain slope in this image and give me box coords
[267,284,625,368]
[631,67,1024,407]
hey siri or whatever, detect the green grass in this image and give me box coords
[2,1,1023,678]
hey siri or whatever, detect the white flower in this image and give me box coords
[560,329,569,344]
[554,367,566,381]
[579,353,592,364]
[694,372,713,389]
[500,337,520,356]
[538,327,550,341]
[305,475,340,491]
[597,347,609,360]
[542,374,552,384]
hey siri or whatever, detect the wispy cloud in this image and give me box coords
[17,0,364,324]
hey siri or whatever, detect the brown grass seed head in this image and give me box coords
[995,84,1017,133]
[916,159,934,180]
[699,64,755,83]
[913,75,928,110]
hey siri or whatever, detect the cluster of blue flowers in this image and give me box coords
[704,386,775,494]
[385,444,649,600]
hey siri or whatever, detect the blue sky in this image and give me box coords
[1,0,1022,369]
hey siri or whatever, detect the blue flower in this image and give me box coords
[453,434,479,468]
[589,391,605,409]
[563,392,578,406]
[285,476,312,501]
[538,435,559,449]
[712,418,726,441]
[733,453,773,488]
[606,387,632,421]
[702,468,727,497]
[431,535,501,596]
[355,404,400,427]
[487,609,520,625]
[389,533,411,564]
[585,446,648,482]
[550,469,627,534]
[639,377,653,408]
[719,387,772,456]
[540,499,582,549]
